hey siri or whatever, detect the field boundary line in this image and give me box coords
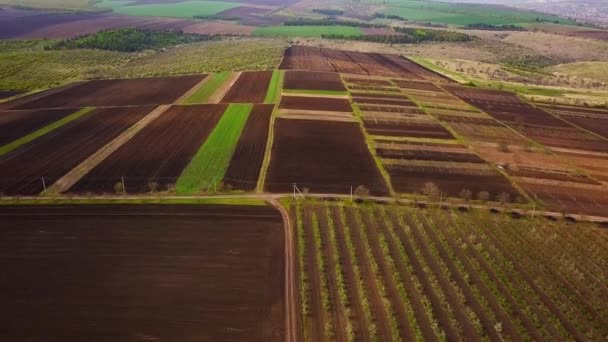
[209,72,242,104]
[269,199,297,342]
[176,75,212,104]
[0,107,95,157]
[47,105,170,194]
[256,100,280,192]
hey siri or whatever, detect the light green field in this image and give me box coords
[0,108,95,156]
[95,0,241,18]
[264,70,284,104]
[253,25,362,38]
[176,104,252,194]
[183,72,230,104]
[545,62,608,83]
[380,0,577,26]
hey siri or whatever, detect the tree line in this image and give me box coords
[322,27,472,43]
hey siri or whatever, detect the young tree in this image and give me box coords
[459,188,473,201]
[114,181,125,194]
[354,185,370,197]
[477,190,490,202]
[422,182,440,201]
[496,192,511,204]
[147,180,159,193]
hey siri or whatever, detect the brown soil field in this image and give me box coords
[0,106,154,195]
[519,181,608,216]
[0,90,22,100]
[0,11,99,39]
[221,71,273,103]
[280,46,449,81]
[350,92,408,99]
[343,77,394,87]
[279,96,352,112]
[538,104,608,139]
[0,204,285,342]
[392,79,443,92]
[265,118,389,195]
[283,71,346,91]
[68,105,227,194]
[352,97,416,107]
[0,108,77,146]
[216,6,281,26]
[223,104,273,190]
[376,148,485,163]
[359,104,424,114]
[364,119,454,139]
[8,76,205,109]
[347,85,402,93]
[182,21,256,35]
[386,164,519,200]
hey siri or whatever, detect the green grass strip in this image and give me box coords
[282,88,348,96]
[183,71,230,104]
[0,107,95,156]
[264,70,284,104]
[176,103,253,194]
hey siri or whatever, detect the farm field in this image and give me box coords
[4,75,204,109]
[279,96,352,112]
[291,200,608,341]
[0,204,285,342]
[265,118,389,195]
[279,46,449,81]
[0,106,153,195]
[95,0,242,19]
[0,108,78,146]
[176,104,252,194]
[283,71,346,92]
[69,105,226,194]
[536,103,608,140]
[183,72,230,104]
[221,71,273,103]
[253,25,362,38]
[223,104,273,191]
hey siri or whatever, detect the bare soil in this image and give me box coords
[0,108,77,146]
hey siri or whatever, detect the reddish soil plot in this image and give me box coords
[352,97,415,107]
[10,76,205,110]
[0,204,284,342]
[393,79,443,92]
[376,148,485,163]
[566,30,608,42]
[520,182,608,216]
[539,104,608,139]
[351,92,408,99]
[436,115,500,125]
[280,96,352,112]
[0,106,153,195]
[321,48,368,75]
[348,85,402,93]
[364,120,454,138]
[283,71,346,91]
[386,165,519,200]
[69,105,227,194]
[216,7,282,26]
[221,71,273,103]
[223,104,273,190]
[343,77,394,87]
[359,104,424,114]
[0,11,99,39]
[266,118,389,195]
[344,50,397,77]
[0,90,22,100]
[183,21,256,35]
[279,46,334,72]
[0,108,78,146]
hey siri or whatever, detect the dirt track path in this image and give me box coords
[269,199,297,342]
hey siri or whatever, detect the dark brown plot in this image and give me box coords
[283,71,346,91]
[0,204,285,342]
[386,165,519,200]
[223,104,273,190]
[520,182,608,216]
[279,96,352,112]
[221,71,273,103]
[393,79,443,92]
[9,75,205,109]
[538,104,608,139]
[0,106,153,195]
[0,108,77,146]
[69,105,227,194]
[266,118,389,195]
[279,46,335,72]
[364,120,454,138]
[215,7,282,26]
[352,96,415,107]
[376,148,485,163]
[0,90,22,100]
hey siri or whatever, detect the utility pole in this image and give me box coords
[121,176,126,195]
[41,177,46,193]
[350,186,353,202]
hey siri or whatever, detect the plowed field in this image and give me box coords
[69,105,226,194]
[223,104,273,190]
[8,76,205,109]
[0,204,285,342]
[0,108,77,146]
[0,106,153,195]
[221,71,273,103]
[265,118,388,195]
[279,96,352,112]
[283,71,346,91]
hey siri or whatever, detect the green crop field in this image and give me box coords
[183,72,230,104]
[95,0,241,18]
[253,25,363,38]
[264,70,284,104]
[176,104,252,194]
[379,0,577,26]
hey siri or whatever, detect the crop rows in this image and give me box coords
[291,201,608,341]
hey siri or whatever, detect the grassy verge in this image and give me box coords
[0,197,267,206]
[0,107,95,156]
[282,89,349,96]
[176,104,252,194]
[253,25,362,38]
[183,71,230,104]
[264,70,284,104]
